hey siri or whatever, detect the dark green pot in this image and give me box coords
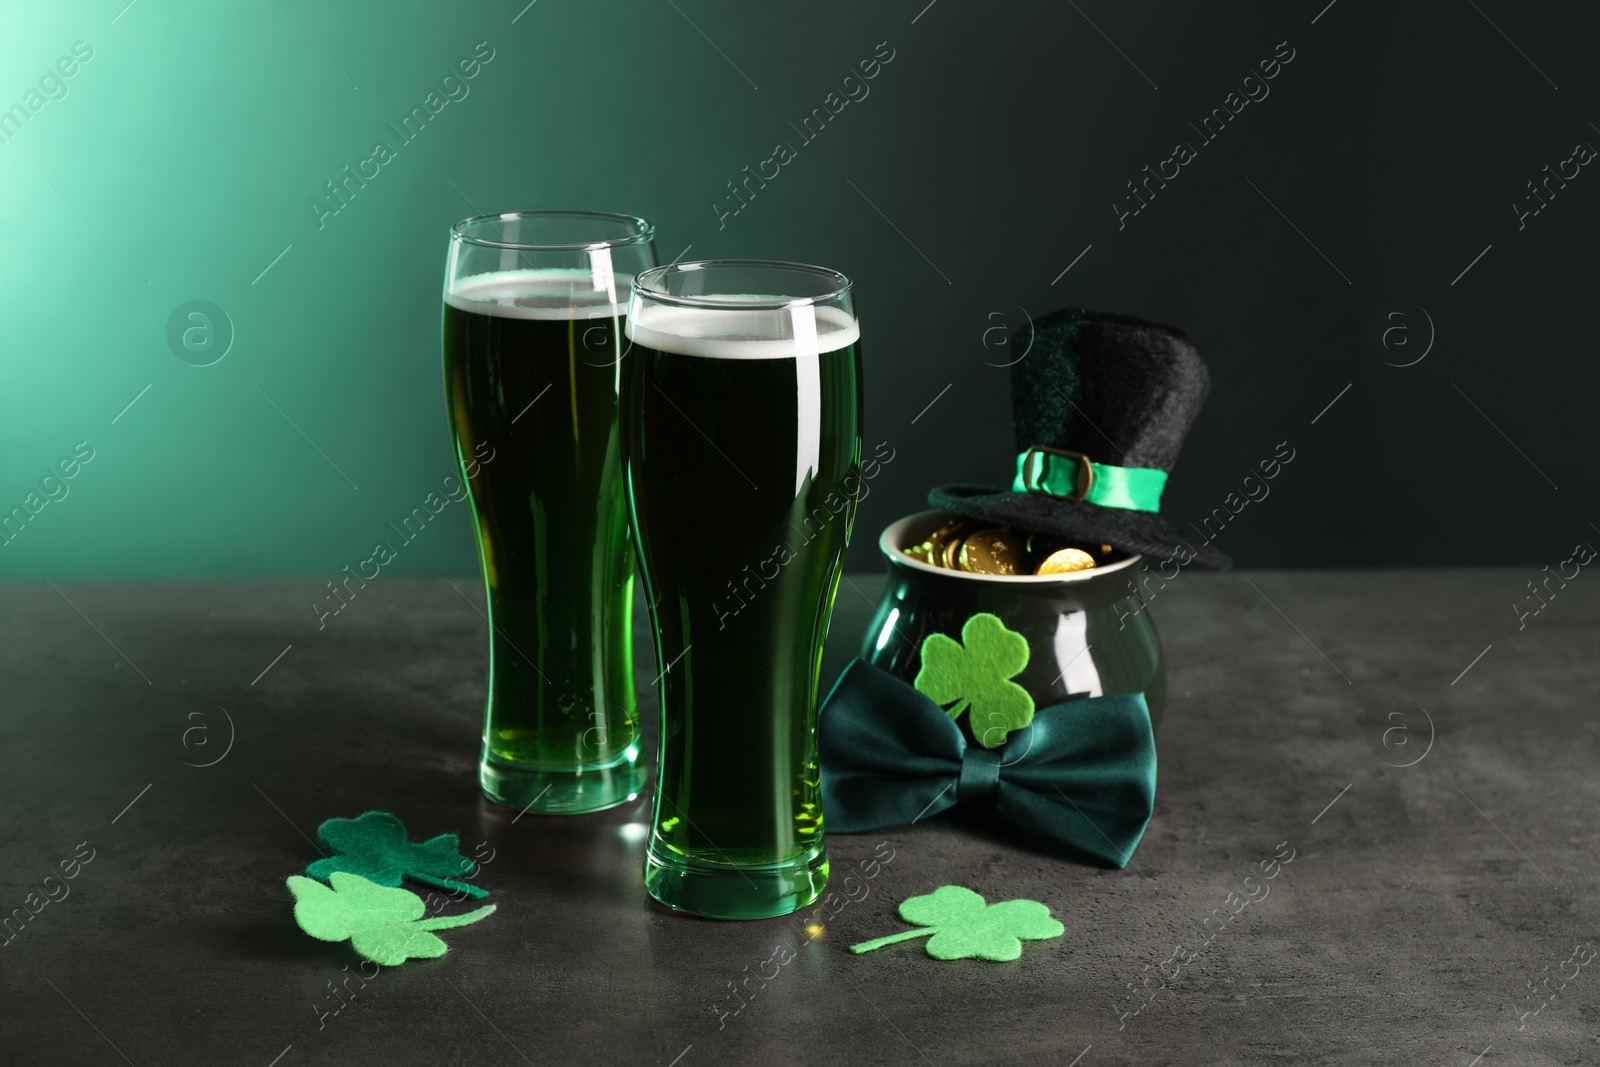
[859,510,1167,731]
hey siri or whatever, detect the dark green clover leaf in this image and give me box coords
[307,811,487,899]
[850,885,1063,961]
[913,612,1035,748]
[288,872,495,966]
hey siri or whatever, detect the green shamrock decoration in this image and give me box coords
[307,811,488,899]
[288,872,496,965]
[850,885,1064,961]
[914,613,1035,749]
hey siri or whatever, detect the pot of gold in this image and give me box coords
[860,509,1167,730]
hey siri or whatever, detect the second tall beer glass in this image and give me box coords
[623,261,864,918]
[443,211,656,814]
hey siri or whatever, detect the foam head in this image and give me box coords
[625,302,859,360]
[445,268,631,320]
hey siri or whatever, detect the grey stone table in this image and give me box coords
[2,570,1596,1066]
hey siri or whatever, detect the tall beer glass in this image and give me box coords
[623,261,864,918]
[442,211,656,814]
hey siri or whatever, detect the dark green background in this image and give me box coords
[3,0,1594,580]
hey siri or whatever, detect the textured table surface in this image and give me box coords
[1,569,1596,1066]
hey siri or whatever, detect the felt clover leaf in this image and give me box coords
[307,811,488,899]
[287,872,495,966]
[914,612,1035,748]
[850,885,1063,961]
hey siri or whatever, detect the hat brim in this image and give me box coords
[928,484,1232,570]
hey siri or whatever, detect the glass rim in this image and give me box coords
[632,259,853,311]
[449,210,655,251]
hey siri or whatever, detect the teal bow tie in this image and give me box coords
[818,660,1157,868]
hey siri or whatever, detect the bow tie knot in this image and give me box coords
[958,743,1003,803]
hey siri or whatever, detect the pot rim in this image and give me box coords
[879,509,1144,584]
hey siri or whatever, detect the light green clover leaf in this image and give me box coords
[913,612,1034,748]
[287,872,495,966]
[850,885,1064,961]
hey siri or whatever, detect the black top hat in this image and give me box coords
[930,306,1231,570]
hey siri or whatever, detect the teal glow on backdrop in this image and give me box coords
[0,0,917,580]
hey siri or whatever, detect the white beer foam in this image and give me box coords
[626,302,860,359]
[445,268,630,320]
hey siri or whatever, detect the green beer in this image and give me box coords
[442,212,656,813]
[624,261,864,918]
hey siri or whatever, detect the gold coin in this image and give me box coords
[922,520,973,570]
[1036,547,1097,575]
[959,528,1027,575]
[941,533,967,570]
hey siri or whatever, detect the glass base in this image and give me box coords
[480,744,646,815]
[644,841,829,920]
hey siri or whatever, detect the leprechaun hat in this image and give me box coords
[930,306,1231,570]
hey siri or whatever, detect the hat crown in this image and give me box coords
[1011,308,1210,474]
